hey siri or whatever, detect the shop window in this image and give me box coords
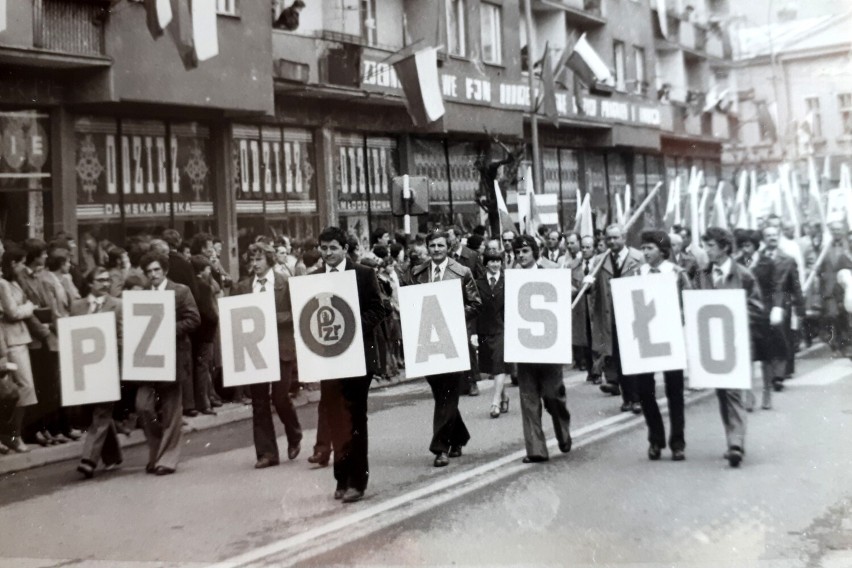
[0,111,50,240]
[480,3,502,65]
[805,96,822,139]
[613,41,626,92]
[446,0,467,57]
[839,93,852,136]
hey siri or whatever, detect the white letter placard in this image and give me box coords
[504,269,572,364]
[611,272,687,374]
[682,289,752,389]
[289,270,366,382]
[219,292,280,387]
[399,279,470,377]
[58,312,121,406]
[122,290,176,382]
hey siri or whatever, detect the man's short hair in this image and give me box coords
[425,230,449,245]
[23,238,47,265]
[190,254,211,274]
[318,226,348,248]
[247,242,276,267]
[161,229,182,249]
[702,227,734,254]
[605,223,625,236]
[139,251,169,273]
[512,235,539,259]
[483,250,503,263]
[447,225,464,239]
[84,265,110,285]
[149,239,170,256]
[46,248,70,272]
[190,232,213,255]
[567,231,581,242]
[640,230,672,259]
[370,227,389,246]
[466,234,483,251]
[735,229,761,249]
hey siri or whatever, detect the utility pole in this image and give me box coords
[523,0,542,197]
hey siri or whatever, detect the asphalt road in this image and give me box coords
[1,353,850,568]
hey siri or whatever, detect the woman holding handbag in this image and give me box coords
[0,244,49,453]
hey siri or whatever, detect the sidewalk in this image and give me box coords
[0,369,418,476]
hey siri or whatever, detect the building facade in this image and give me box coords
[1,0,737,275]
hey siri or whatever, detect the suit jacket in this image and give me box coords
[162,279,200,386]
[475,272,504,336]
[0,278,44,348]
[571,257,593,348]
[452,245,485,280]
[344,259,387,374]
[69,295,123,346]
[193,276,220,345]
[404,258,482,325]
[168,251,199,303]
[818,243,852,318]
[40,271,71,318]
[233,270,296,362]
[586,247,644,356]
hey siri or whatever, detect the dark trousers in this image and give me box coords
[80,402,123,468]
[635,370,685,451]
[313,391,331,456]
[250,360,302,461]
[604,331,637,404]
[517,363,572,459]
[180,343,197,412]
[193,341,215,412]
[425,372,470,455]
[320,375,372,492]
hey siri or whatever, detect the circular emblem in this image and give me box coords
[299,294,357,357]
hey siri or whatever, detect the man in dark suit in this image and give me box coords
[136,252,200,475]
[73,266,124,479]
[571,236,598,383]
[695,227,764,468]
[670,233,699,286]
[316,227,385,503]
[403,230,482,468]
[189,255,219,416]
[232,243,303,470]
[817,222,852,353]
[447,225,483,396]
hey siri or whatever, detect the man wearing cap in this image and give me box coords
[625,230,691,461]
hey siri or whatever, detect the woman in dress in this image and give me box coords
[472,250,510,418]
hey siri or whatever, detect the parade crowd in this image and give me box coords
[0,213,845,502]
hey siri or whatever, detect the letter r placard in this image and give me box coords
[57,312,121,406]
[504,270,572,364]
[611,272,687,374]
[218,292,280,387]
[682,289,752,389]
[121,290,176,382]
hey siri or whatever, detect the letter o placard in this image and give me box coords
[299,295,357,357]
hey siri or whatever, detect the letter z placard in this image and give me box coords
[122,290,177,382]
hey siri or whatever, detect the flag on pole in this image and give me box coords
[615,193,625,225]
[579,193,593,238]
[698,183,710,235]
[517,167,533,235]
[573,188,583,232]
[655,0,668,39]
[173,0,196,69]
[1,0,8,33]
[841,163,852,190]
[623,184,632,220]
[191,0,219,62]
[540,44,559,127]
[674,175,682,226]
[711,182,728,230]
[493,180,515,236]
[822,155,832,184]
[393,47,446,127]
[144,0,173,39]
[565,33,614,88]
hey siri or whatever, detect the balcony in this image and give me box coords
[533,0,606,28]
[0,0,111,69]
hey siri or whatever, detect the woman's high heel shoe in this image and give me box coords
[489,404,501,418]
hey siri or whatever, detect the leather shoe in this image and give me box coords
[468,383,480,396]
[620,402,632,412]
[154,466,175,476]
[772,377,785,392]
[648,444,662,461]
[77,461,95,479]
[433,452,450,467]
[145,463,157,474]
[200,409,217,416]
[254,456,279,469]
[631,402,643,415]
[334,488,346,500]
[65,429,83,441]
[183,409,199,417]
[522,456,549,463]
[600,384,621,396]
[672,449,685,461]
[558,437,572,454]
[307,451,330,466]
[342,488,365,503]
[448,446,462,458]
[287,443,301,460]
[725,447,743,468]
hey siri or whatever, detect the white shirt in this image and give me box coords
[325,260,345,273]
[86,294,105,313]
[639,260,675,275]
[615,247,629,269]
[252,269,275,295]
[430,258,449,282]
[486,271,501,285]
[713,257,732,284]
[153,279,168,291]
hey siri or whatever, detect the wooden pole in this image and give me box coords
[571,181,664,309]
[522,0,542,195]
[802,239,831,294]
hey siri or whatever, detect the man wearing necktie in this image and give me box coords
[314,227,385,504]
[135,252,200,475]
[232,243,303,471]
[72,267,124,479]
[571,236,599,383]
[403,230,481,468]
[695,227,764,468]
[446,226,484,396]
[501,230,517,268]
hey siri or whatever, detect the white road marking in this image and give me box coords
[789,359,852,386]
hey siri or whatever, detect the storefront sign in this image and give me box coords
[334,133,397,214]
[0,111,50,188]
[361,59,661,128]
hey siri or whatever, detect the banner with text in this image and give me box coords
[504,270,573,364]
[399,279,470,377]
[219,292,280,387]
[289,271,366,382]
[611,273,687,374]
[121,291,176,382]
[58,313,121,406]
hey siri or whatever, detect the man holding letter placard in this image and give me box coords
[693,227,764,468]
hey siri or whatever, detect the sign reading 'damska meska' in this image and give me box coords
[361,58,661,128]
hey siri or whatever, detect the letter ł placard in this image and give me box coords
[289,271,366,381]
[58,312,120,406]
[611,272,687,374]
[122,290,176,382]
[218,292,280,387]
[399,279,470,377]
[682,289,752,389]
[504,270,572,363]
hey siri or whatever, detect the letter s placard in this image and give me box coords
[611,272,687,374]
[218,292,280,387]
[57,312,121,406]
[682,289,752,389]
[504,270,572,364]
[122,290,176,382]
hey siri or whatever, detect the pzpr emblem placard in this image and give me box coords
[299,294,357,357]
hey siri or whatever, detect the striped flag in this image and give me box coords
[393,47,445,127]
[144,0,173,38]
[191,0,219,62]
[493,180,515,236]
[711,182,728,230]
[0,0,7,33]
[578,193,593,238]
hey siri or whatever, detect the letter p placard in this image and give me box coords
[58,312,120,406]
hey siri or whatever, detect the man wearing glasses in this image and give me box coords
[501,230,517,268]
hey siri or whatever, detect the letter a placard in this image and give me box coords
[399,280,470,377]
[122,290,176,382]
[611,273,687,374]
[504,270,572,364]
[57,312,121,406]
[289,271,366,382]
[218,292,279,387]
[682,289,752,389]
